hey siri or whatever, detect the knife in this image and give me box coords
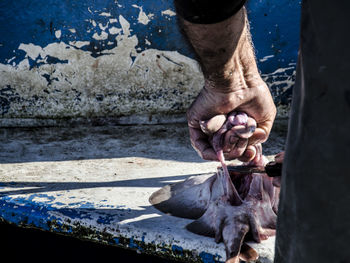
[226,161,282,177]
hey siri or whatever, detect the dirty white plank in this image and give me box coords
[0,123,286,262]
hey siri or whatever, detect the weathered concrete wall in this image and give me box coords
[0,0,300,126]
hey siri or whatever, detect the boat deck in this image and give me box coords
[0,121,287,262]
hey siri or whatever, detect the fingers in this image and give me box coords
[221,116,256,160]
[232,117,256,139]
[189,115,227,161]
[248,127,269,145]
[188,127,217,160]
[189,112,270,162]
[237,145,256,162]
[222,132,239,153]
[230,127,268,162]
[199,114,226,135]
[223,136,248,160]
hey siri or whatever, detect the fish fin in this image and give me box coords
[149,185,171,206]
[149,174,215,219]
[239,243,259,261]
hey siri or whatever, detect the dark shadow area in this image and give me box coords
[0,121,287,164]
[0,173,212,196]
[0,174,203,262]
[0,222,178,263]
[0,124,204,164]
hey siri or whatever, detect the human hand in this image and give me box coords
[187,79,276,162]
[182,8,276,162]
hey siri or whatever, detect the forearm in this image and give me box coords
[175,5,260,93]
[180,9,245,89]
[176,0,276,162]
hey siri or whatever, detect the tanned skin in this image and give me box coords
[182,8,276,162]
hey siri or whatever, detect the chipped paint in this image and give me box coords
[119,14,131,35]
[161,9,176,17]
[92,31,109,40]
[100,12,112,17]
[259,54,275,63]
[0,0,301,125]
[145,39,151,46]
[109,26,122,35]
[0,10,204,122]
[18,43,42,60]
[109,18,118,23]
[261,65,296,116]
[0,158,230,262]
[69,41,90,49]
[132,4,154,25]
[55,30,62,39]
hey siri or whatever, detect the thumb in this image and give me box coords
[199,114,226,135]
[247,127,268,145]
[247,117,274,146]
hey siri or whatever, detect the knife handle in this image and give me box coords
[265,161,282,177]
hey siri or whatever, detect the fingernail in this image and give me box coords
[199,120,207,132]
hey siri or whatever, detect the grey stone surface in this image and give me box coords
[0,120,287,262]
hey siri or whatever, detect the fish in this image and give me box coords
[150,149,279,262]
[149,112,281,262]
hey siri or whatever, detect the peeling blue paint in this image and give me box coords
[96,213,115,224]
[0,0,300,121]
[129,236,143,251]
[199,251,220,263]
[0,197,56,231]
[0,0,300,73]
[171,244,183,256]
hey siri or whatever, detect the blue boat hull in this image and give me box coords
[0,0,300,124]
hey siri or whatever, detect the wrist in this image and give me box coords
[181,8,246,70]
[204,41,262,94]
[198,11,261,93]
[204,52,244,93]
[181,6,263,94]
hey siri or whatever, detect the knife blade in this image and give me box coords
[226,161,282,177]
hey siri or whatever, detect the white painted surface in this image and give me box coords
[161,9,176,17]
[0,123,286,262]
[0,14,204,120]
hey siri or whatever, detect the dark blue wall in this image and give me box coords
[0,0,300,68]
[0,0,301,122]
